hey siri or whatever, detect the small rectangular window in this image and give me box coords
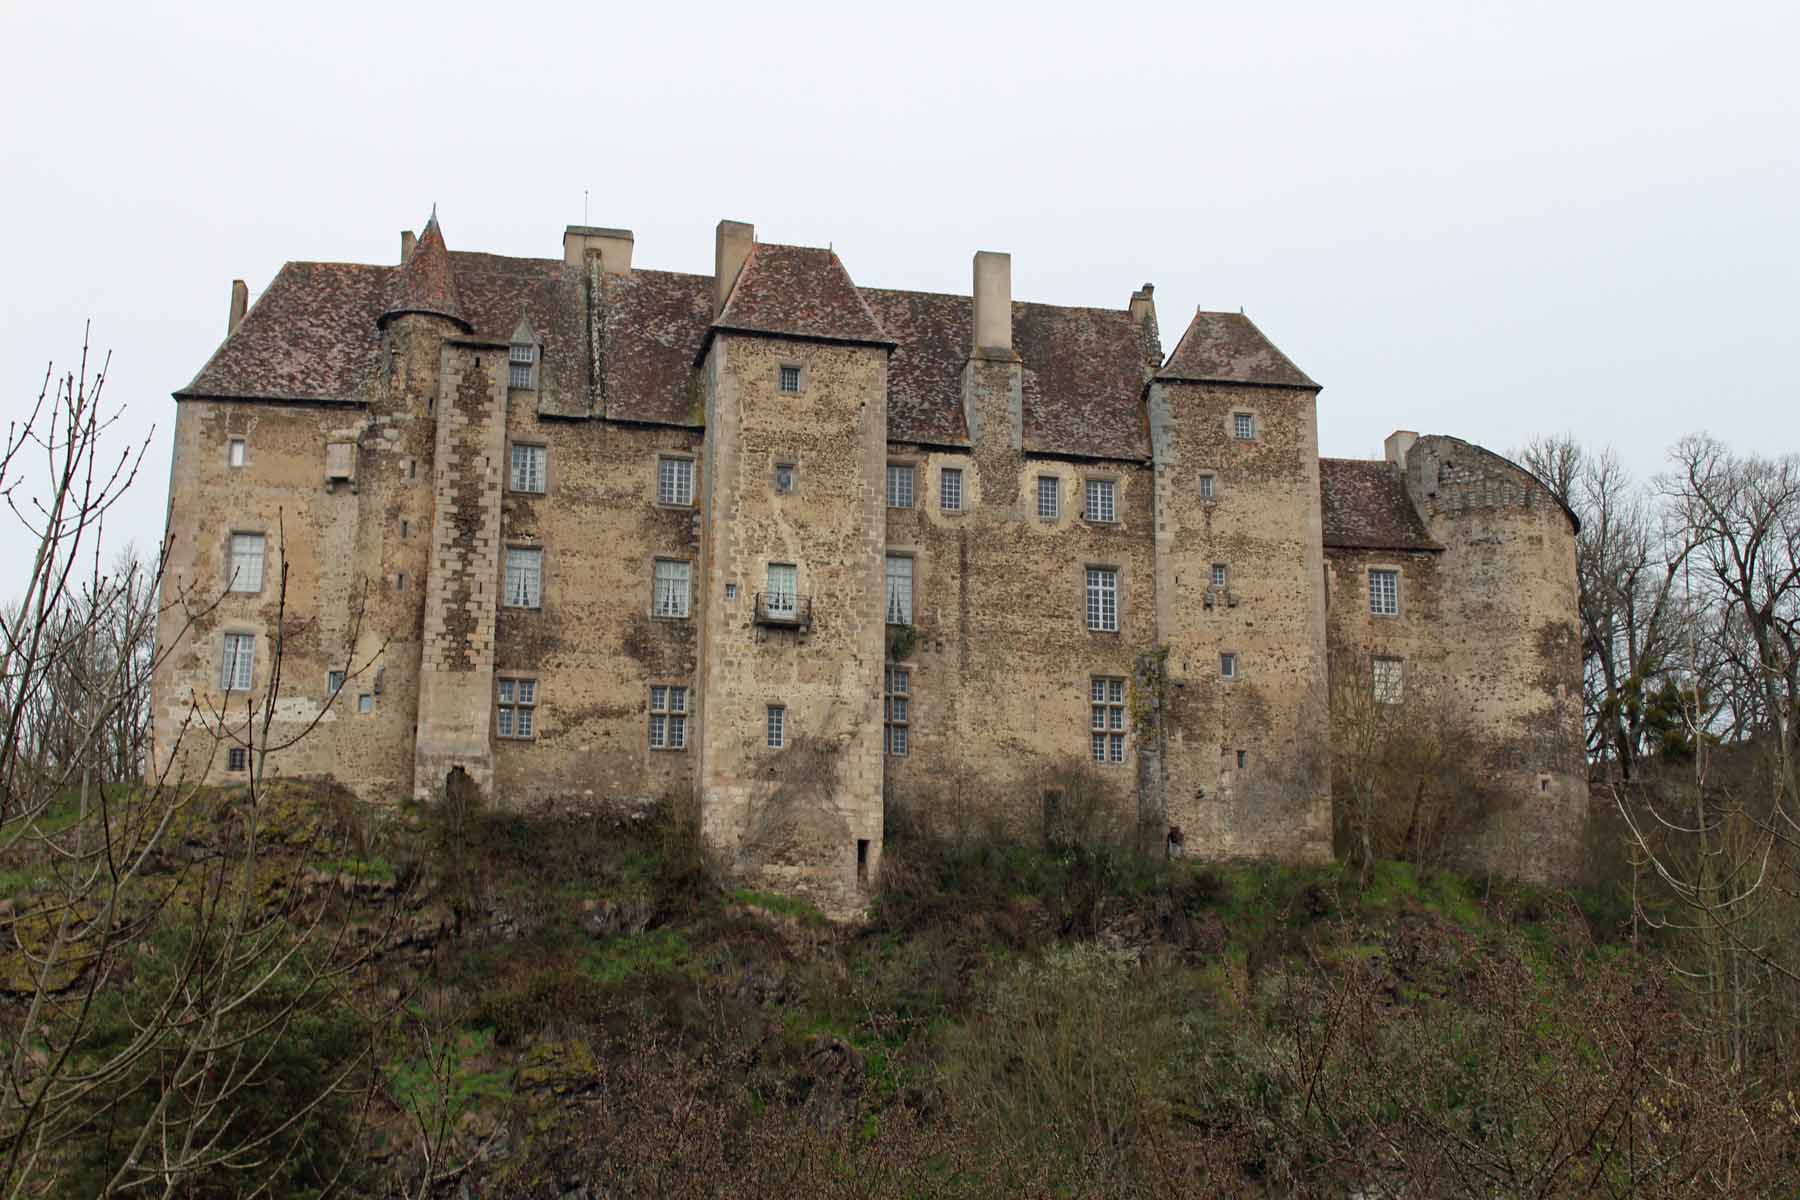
[1199,473,1216,499]
[228,437,246,468]
[497,677,537,738]
[1089,676,1126,765]
[509,342,536,390]
[504,546,543,609]
[228,532,265,593]
[357,693,374,714]
[779,364,802,393]
[657,456,694,506]
[886,464,914,509]
[220,633,254,691]
[1220,653,1238,680]
[766,705,786,749]
[1233,412,1255,440]
[884,666,910,756]
[857,838,870,886]
[1083,479,1116,523]
[1373,657,1404,704]
[226,746,249,772]
[1210,563,1228,589]
[1370,569,1399,616]
[649,685,689,750]
[1036,475,1060,520]
[510,444,546,493]
[940,467,963,512]
[1236,749,1247,769]
[653,559,691,619]
[884,555,913,625]
[394,572,406,591]
[400,518,410,539]
[1085,567,1119,632]
[327,670,345,696]
[773,462,796,494]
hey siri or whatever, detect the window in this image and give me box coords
[358,693,373,714]
[1036,475,1060,520]
[884,666,910,756]
[395,572,406,591]
[653,559,691,618]
[649,685,688,750]
[657,456,693,506]
[778,364,802,393]
[226,746,249,773]
[496,677,536,738]
[407,458,417,480]
[765,563,797,617]
[886,463,914,509]
[1210,563,1229,589]
[510,444,546,493]
[228,437,246,468]
[1220,653,1238,680]
[773,462,796,494]
[1199,473,1216,499]
[400,519,409,539]
[1232,412,1256,440]
[884,555,913,625]
[1373,657,1404,705]
[1236,749,1247,769]
[509,342,536,389]
[1085,567,1119,632]
[327,670,345,696]
[504,547,542,608]
[940,467,963,512]
[1090,677,1126,765]
[220,633,254,691]
[228,533,265,593]
[1083,478,1116,523]
[766,705,786,749]
[1369,569,1399,616]
[725,582,738,601]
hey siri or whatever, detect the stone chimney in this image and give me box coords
[971,251,1013,359]
[228,280,248,335]
[563,225,634,275]
[401,230,416,261]
[1128,283,1161,372]
[1385,430,1419,468]
[714,220,754,317]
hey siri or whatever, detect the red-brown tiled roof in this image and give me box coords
[450,251,589,416]
[1319,457,1441,551]
[1158,310,1317,389]
[597,269,713,427]
[1016,302,1150,460]
[380,215,469,331]
[714,244,892,346]
[859,288,970,445]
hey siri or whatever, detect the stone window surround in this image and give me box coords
[1373,655,1404,705]
[507,439,549,496]
[227,436,247,469]
[1220,650,1241,681]
[503,541,545,610]
[225,528,268,596]
[650,556,693,620]
[218,627,258,693]
[1198,470,1219,500]
[775,361,806,394]
[884,549,917,626]
[496,671,538,740]
[648,681,690,751]
[1368,564,1402,617]
[1081,473,1119,524]
[1089,675,1128,767]
[765,703,787,749]
[938,465,966,514]
[1083,562,1122,634]
[652,451,697,509]
[772,457,798,495]
[507,339,539,391]
[1229,408,1259,441]
[1035,473,1061,521]
[885,459,917,509]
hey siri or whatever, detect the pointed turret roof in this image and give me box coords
[1157,310,1316,389]
[380,210,470,330]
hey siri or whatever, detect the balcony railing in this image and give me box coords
[753,591,811,629]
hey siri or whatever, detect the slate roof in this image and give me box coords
[1319,458,1441,551]
[859,288,970,445]
[1015,302,1150,460]
[596,270,713,426]
[1158,310,1317,389]
[380,215,468,331]
[714,244,891,346]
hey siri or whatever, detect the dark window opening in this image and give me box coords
[226,746,248,773]
[1236,749,1247,769]
[856,839,870,886]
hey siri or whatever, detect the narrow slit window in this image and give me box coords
[884,665,910,756]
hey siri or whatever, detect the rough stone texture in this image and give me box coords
[151,214,1590,912]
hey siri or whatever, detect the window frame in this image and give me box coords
[1085,565,1120,633]
[503,544,544,610]
[656,454,695,507]
[939,466,964,513]
[496,675,538,739]
[1036,475,1060,521]
[226,531,266,595]
[508,340,538,391]
[508,441,548,495]
[648,683,689,751]
[765,563,798,619]
[1210,562,1229,590]
[1231,410,1257,441]
[220,631,255,692]
[773,460,797,495]
[651,558,692,620]
[766,704,787,749]
[884,665,910,757]
[884,554,914,625]
[1198,472,1217,500]
[1373,656,1404,705]
[1220,652,1239,681]
[1369,567,1401,617]
[777,362,804,394]
[226,745,249,773]
[885,462,915,509]
[1082,477,1118,524]
[227,437,246,469]
[1089,676,1127,766]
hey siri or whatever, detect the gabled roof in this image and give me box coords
[1158,310,1317,389]
[380,214,469,331]
[714,244,892,346]
[1016,302,1150,460]
[1319,458,1440,551]
[595,269,713,426]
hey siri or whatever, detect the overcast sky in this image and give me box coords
[2,1,1795,585]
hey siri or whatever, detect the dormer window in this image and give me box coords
[508,342,536,390]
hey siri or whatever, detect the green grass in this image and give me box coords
[0,866,52,898]
[577,928,694,985]
[309,856,397,884]
[732,888,829,926]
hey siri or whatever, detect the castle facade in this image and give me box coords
[151,214,1587,912]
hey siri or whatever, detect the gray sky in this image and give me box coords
[3,1,1795,584]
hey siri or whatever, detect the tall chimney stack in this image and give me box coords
[228,280,248,335]
[714,220,754,317]
[1128,283,1160,372]
[971,251,1012,358]
[401,229,416,261]
[562,225,635,274]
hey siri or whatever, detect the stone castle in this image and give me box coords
[151,212,1587,912]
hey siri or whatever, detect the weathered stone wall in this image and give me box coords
[1148,381,1331,862]
[698,334,888,915]
[1400,435,1588,881]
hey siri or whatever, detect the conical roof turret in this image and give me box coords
[380,209,470,330]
